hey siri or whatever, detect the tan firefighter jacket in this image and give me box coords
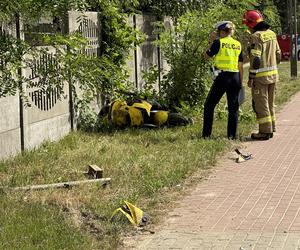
[248,29,281,84]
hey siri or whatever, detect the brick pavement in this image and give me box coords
[129,92,300,250]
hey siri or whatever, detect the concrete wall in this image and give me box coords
[0,22,22,159]
[136,14,160,91]
[0,18,74,159]
[127,15,173,93]
[126,16,137,86]
[68,11,103,113]
[160,17,173,75]
[0,96,21,158]
[0,12,171,160]
[0,90,71,159]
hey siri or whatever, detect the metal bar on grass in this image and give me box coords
[9,178,111,191]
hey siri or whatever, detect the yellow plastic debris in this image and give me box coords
[111,200,149,227]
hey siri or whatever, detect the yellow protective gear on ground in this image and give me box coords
[111,100,127,112]
[127,106,143,126]
[132,100,152,116]
[110,101,129,126]
[252,82,275,133]
[111,201,145,227]
[110,100,147,127]
[153,111,169,126]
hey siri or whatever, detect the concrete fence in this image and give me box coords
[0,12,171,160]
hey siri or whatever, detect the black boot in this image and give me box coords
[251,132,273,140]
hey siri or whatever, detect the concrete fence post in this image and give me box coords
[15,13,25,151]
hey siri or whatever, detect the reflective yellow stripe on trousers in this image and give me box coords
[256,70,278,77]
[271,115,276,122]
[258,116,272,124]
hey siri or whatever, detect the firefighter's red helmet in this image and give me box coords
[243,10,263,29]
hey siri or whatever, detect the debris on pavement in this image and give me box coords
[235,148,252,163]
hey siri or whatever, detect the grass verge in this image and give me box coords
[0,62,300,249]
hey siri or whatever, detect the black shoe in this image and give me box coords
[251,132,273,140]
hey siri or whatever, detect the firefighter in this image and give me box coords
[202,21,244,139]
[243,10,281,140]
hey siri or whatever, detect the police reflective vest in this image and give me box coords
[214,36,241,72]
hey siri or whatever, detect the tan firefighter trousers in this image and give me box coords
[252,82,276,133]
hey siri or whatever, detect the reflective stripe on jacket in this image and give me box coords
[214,36,241,72]
[249,29,281,84]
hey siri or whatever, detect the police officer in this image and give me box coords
[202,21,243,139]
[243,10,281,140]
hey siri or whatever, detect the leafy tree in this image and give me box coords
[252,0,281,33]
[138,0,219,17]
[273,0,288,33]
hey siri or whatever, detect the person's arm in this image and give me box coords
[239,62,243,85]
[248,34,262,88]
[275,39,281,65]
[238,51,244,85]
[204,31,220,59]
[204,48,212,60]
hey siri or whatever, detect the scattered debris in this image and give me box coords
[111,200,150,227]
[235,149,252,163]
[3,164,110,191]
[83,164,103,179]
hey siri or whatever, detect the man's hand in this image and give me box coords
[247,79,254,88]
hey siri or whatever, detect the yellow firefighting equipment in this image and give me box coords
[132,100,152,116]
[153,111,169,126]
[127,106,143,126]
[108,100,171,127]
[110,101,129,127]
[101,99,193,128]
[110,100,151,127]
[214,36,241,72]
[111,201,150,227]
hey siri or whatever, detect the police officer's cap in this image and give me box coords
[215,21,234,31]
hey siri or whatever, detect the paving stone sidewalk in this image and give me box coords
[130,92,300,250]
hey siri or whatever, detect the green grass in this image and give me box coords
[0,62,300,249]
[0,194,96,250]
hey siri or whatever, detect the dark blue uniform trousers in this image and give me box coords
[202,72,241,139]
